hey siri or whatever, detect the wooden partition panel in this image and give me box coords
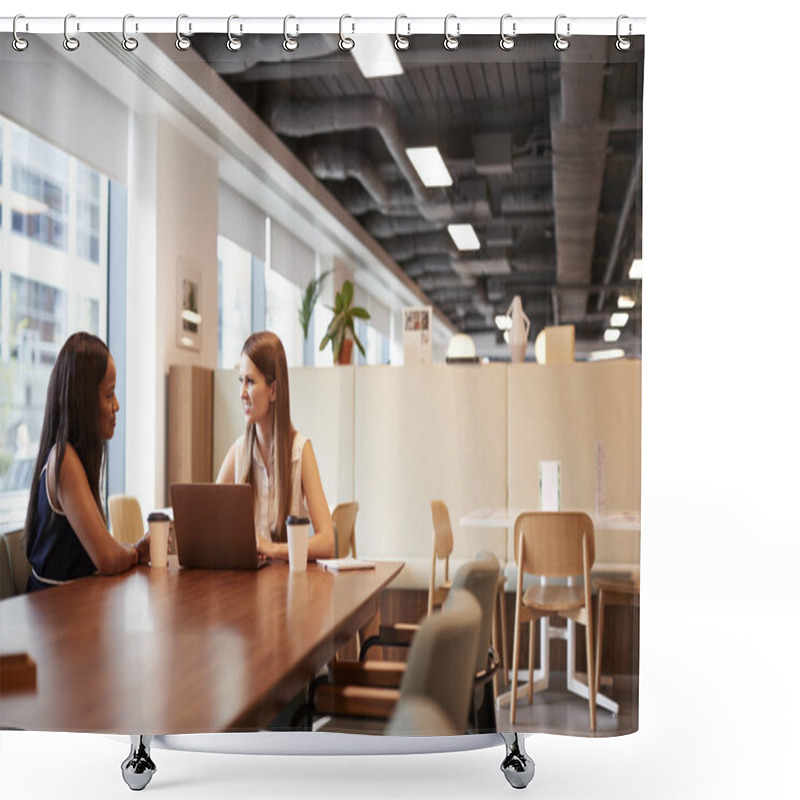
[168,365,213,492]
[507,360,641,565]
[354,364,508,563]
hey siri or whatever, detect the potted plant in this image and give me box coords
[298,269,331,342]
[319,280,370,364]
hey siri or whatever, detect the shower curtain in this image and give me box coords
[0,10,644,796]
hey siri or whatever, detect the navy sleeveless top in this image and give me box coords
[26,467,96,592]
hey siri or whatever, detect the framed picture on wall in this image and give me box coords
[177,260,202,351]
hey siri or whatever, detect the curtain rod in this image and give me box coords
[0,15,646,38]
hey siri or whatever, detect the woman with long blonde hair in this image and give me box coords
[216,331,334,561]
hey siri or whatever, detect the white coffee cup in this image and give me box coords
[147,511,170,568]
[286,515,310,572]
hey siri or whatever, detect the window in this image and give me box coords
[265,267,303,367]
[0,116,111,532]
[217,235,254,369]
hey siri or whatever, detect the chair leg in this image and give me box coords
[585,613,596,732]
[510,602,522,725]
[527,621,535,706]
[498,585,509,690]
[594,589,606,696]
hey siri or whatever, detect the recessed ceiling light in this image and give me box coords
[406,147,453,188]
[604,328,621,343]
[617,294,635,309]
[351,35,404,79]
[589,348,625,361]
[628,259,643,280]
[447,223,480,251]
[610,312,629,327]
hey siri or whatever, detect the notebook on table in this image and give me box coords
[170,483,268,570]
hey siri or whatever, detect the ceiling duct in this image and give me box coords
[193,34,340,75]
[402,255,454,278]
[382,231,455,262]
[269,97,457,222]
[361,213,439,238]
[452,258,511,278]
[472,132,513,175]
[500,188,554,215]
[551,38,610,321]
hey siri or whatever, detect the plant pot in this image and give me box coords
[336,337,354,365]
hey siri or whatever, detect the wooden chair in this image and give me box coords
[0,529,31,598]
[332,502,359,558]
[593,574,640,695]
[510,511,597,731]
[108,495,144,546]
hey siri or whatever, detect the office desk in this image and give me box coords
[0,559,403,733]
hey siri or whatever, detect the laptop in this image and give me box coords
[170,483,268,570]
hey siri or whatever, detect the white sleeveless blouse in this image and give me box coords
[232,431,308,541]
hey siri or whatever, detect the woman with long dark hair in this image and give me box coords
[216,331,334,561]
[24,332,149,592]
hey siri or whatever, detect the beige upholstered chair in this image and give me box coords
[319,558,499,731]
[332,502,359,559]
[318,588,482,734]
[108,495,145,546]
[0,529,31,598]
[510,511,597,731]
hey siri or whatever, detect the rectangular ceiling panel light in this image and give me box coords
[447,223,481,251]
[406,146,453,187]
[628,258,643,279]
[589,348,625,361]
[351,35,404,78]
[610,312,630,327]
[617,294,636,309]
[604,328,621,343]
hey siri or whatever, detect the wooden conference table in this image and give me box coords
[0,558,403,733]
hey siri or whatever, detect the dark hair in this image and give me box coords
[239,331,296,542]
[24,332,112,540]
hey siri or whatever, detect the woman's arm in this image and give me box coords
[300,439,335,561]
[216,443,237,483]
[257,440,335,562]
[53,444,143,575]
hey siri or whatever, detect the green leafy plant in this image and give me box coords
[298,270,331,341]
[319,280,371,363]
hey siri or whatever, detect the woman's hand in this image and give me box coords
[134,533,150,565]
[256,536,288,561]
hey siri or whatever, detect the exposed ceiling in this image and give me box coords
[193,33,644,358]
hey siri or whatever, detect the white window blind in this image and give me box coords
[218,182,267,261]
[270,219,316,289]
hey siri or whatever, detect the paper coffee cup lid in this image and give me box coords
[286,515,310,525]
[147,511,171,522]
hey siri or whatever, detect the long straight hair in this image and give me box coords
[239,331,296,542]
[24,332,111,541]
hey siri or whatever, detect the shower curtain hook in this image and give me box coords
[499,14,516,50]
[226,15,242,51]
[616,15,632,51]
[339,15,355,51]
[283,15,299,51]
[394,15,410,51]
[444,14,460,51]
[63,14,80,51]
[554,14,570,51]
[12,14,29,52]
[176,14,192,50]
[122,14,139,51]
